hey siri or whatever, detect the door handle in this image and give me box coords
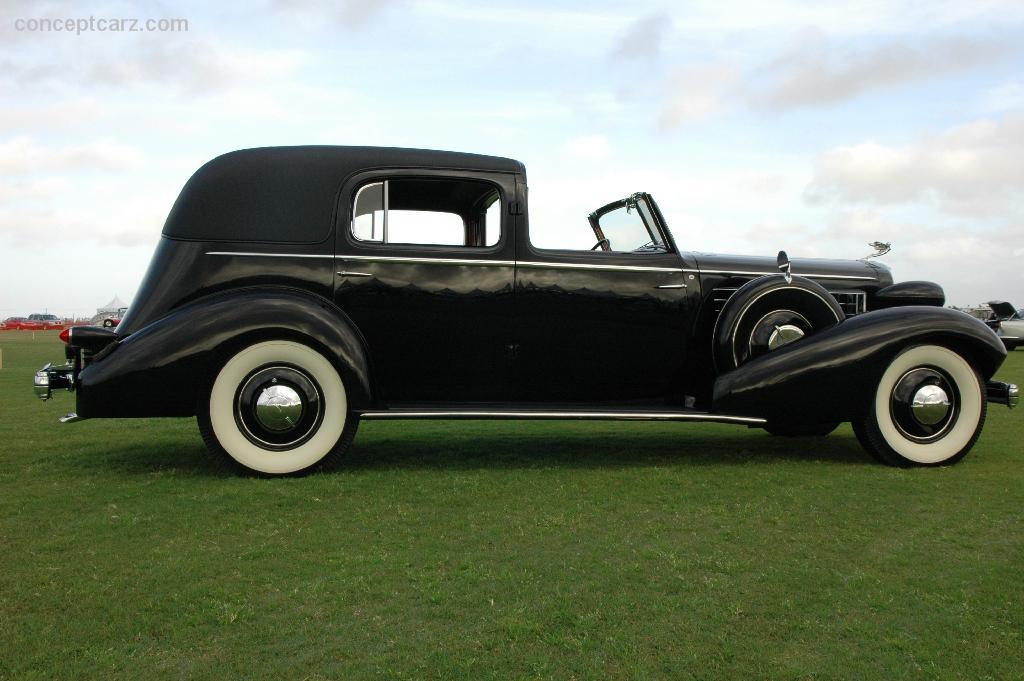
[337,271,372,277]
[656,283,687,289]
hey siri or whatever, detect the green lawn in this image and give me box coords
[1,331,1022,680]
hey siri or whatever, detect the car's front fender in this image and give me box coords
[712,306,1006,423]
[76,288,373,418]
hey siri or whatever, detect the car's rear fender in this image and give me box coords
[76,288,373,418]
[712,306,1007,423]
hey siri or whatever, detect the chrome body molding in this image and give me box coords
[343,254,683,273]
[344,254,515,267]
[208,251,684,273]
[684,268,876,281]
[206,251,334,259]
[206,251,880,280]
[516,261,682,274]
[357,408,766,425]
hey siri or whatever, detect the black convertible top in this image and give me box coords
[162,146,523,243]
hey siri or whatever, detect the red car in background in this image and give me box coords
[101,307,128,328]
[1,314,67,330]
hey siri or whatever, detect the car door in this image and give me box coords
[334,169,518,404]
[514,192,702,404]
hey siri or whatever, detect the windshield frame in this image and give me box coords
[588,192,674,253]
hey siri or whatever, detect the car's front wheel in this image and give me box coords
[855,344,986,466]
[198,339,358,475]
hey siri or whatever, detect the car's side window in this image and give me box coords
[352,177,501,247]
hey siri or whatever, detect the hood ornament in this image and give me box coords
[862,241,891,260]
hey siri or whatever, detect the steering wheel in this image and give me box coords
[591,238,609,251]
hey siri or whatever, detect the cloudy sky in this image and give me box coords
[1,0,1022,318]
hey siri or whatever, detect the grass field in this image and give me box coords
[1,331,1022,680]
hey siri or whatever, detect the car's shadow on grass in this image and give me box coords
[341,424,875,471]
[67,420,875,478]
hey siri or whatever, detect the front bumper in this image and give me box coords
[987,381,1019,409]
[33,362,75,400]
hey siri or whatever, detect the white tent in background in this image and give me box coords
[97,295,128,314]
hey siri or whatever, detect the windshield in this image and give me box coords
[589,193,666,252]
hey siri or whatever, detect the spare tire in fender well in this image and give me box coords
[76,288,374,418]
[713,273,845,374]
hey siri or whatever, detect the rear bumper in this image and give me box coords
[987,381,1019,409]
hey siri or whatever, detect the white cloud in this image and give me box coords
[271,0,407,27]
[658,63,741,128]
[805,114,1024,216]
[0,177,70,202]
[414,1,627,32]
[1,36,307,95]
[981,81,1024,112]
[749,29,1015,111]
[0,137,144,176]
[610,12,672,61]
[84,43,307,94]
[0,98,104,132]
[0,186,170,247]
[654,29,1019,126]
[658,0,1024,37]
[562,134,611,160]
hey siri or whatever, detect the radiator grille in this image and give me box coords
[830,291,867,316]
[710,287,866,316]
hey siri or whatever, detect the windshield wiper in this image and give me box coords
[633,241,665,252]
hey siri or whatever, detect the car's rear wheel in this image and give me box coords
[856,344,986,467]
[198,340,358,475]
[102,319,114,328]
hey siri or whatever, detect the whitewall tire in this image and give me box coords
[198,340,357,475]
[857,345,986,466]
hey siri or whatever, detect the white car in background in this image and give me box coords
[988,301,1023,351]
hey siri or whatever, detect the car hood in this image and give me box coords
[987,300,1018,320]
[691,253,888,285]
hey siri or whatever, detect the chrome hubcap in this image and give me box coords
[890,367,958,442]
[236,365,323,450]
[910,384,951,425]
[767,324,805,351]
[748,309,810,361]
[255,384,304,432]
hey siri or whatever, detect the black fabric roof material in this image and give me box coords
[162,146,523,243]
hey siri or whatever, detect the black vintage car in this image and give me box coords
[34,146,1018,474]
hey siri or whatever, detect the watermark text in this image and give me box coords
[14,16,189,35]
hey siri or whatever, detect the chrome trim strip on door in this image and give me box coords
[342,254,516,267]
[517,261,683,273]
[206,252,874,280]
[206,251,334,259]
[684,268,875,281]
[357,409,766,425]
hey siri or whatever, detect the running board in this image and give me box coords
[357,408,766,426]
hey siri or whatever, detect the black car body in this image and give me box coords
[34,146,1018,474]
